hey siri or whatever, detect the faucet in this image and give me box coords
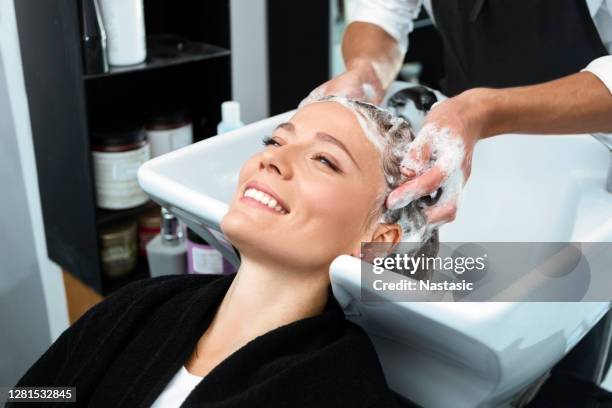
[386,85,438,132]
[592,133,612,193]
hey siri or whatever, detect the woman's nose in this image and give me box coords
[260,147,292,179]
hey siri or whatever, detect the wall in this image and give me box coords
[230,0,269,124]
[0,0,69,387]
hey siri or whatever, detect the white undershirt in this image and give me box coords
[349,0,612,93]
[151,365,204,408]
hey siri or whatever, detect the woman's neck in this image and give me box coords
[195,258,330,359]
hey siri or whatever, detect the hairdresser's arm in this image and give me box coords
[312,22,404,104]
[476,72,612,137]
[310,0,420,104]
[387,69,612,224]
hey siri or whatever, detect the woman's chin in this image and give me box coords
[220,211,250,244]
[221,205,345,271]
[221,211,304,268]
[221,210,279,252]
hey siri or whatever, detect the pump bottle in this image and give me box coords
[146,207,187,276]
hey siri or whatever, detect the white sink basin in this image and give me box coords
[138,84,612,407]
[443,133,612,243]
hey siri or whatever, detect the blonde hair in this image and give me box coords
[300,95,439,278]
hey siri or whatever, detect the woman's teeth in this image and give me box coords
[243,188,288,214]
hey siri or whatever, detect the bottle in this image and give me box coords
[216,101,245,134]
[79,0,108,75]
[99,219,138,279]
[98,0,147,66]
[186,228,235,275]
[145,105,193,158]
[90,118,150,210]
[146,208,187,277]
[137,204,162,257]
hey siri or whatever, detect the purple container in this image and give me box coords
[186,228,235,275]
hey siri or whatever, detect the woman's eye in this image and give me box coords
[262,136,281,147]
[312,154,341,173]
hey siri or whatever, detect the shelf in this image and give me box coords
[96,200,158,226]
[102,257,151,297]
[18,0,231,294]
[83,34,230,80]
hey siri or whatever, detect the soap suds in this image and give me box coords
[305,96,388,153]
[401,124,464,178]
[361,83,377,103]
[387,124,466,211]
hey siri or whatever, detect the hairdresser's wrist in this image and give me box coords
[424,88,490,147]
[456,87,506,140]
[345,58,385,103]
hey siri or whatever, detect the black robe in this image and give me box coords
[9,273,417,407]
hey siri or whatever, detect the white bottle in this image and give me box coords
[98,0,147,66]
[146,208,187,277]
[217,101,245,134]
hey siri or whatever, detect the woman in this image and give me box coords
[9,96,436,408]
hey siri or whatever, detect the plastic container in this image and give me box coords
[217,101,244,134]
[146,208,187,277]
[138,205,162,256]
[98,0,147,66]
[91,119,151,210]
[79,0,108,75]
[99,219,138,279]
[145,106,193,158]
[186,228,235,275]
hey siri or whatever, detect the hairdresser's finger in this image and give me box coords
[401,133,434,177]
[425,163,464,224]
[317,84,358,99]
[311,69,379,102]
[425,201,458,225]
[400,143,432,178]
[400,168,417,178]
[386,166,445,210]
[416,142,432,163]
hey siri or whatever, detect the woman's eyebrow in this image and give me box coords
[274,122,361,170]
[315,132,361,171]
[275,122,295,132]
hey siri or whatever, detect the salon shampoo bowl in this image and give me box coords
[138,84,612,407]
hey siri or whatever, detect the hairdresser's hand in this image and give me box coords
[386,91,485,226]
[308,61,385,105]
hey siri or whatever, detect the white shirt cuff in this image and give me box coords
[582,55,612,95]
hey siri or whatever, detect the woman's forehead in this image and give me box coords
[290,101,382,153]
[290,101,385,183]
[291,101,359,131]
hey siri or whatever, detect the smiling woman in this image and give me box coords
[10,97,433,408]
[222,100,395,270]
[222,97,437,273]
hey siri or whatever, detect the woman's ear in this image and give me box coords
[371,223,402,245]
[349,223,402,258]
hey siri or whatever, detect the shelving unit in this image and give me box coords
[83,35,230,81]
[96,200,157,226]
[15,0,231,296]
[101,258,151,297]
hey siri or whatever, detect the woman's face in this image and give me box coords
[221,101,388,272]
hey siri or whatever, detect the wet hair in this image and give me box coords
[299,95,439,279]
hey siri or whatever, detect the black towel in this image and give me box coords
[9,273,417,407]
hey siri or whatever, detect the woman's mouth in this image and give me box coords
[241,187,289,214]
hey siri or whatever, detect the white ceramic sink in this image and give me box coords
[331,132,612,407]
[138,84,612,407]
